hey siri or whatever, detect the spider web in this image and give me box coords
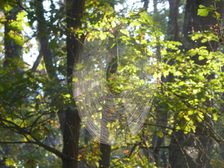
[73,46,155,145]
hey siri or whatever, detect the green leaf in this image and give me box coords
[120,29,129,37]
[5,158,15,166]
[214,11,221,19]
[64,94,71,98]
[99,32,107,40]
[17,11,26,21]
[4,4,13,12]
[197,5,209,17]
[213,113,218,121]
[157,131,163,138]
[191,33,202,41]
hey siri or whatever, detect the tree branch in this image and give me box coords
[0,117,65,159]
[0,141,33,144]
[31,52,42,71]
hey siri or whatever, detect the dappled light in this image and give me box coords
[0,0,224,168]
[73,43,154,145]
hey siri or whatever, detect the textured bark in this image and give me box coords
[62,106,81,168]
[34,0,85,167]
[99,104,112,168]
[63,0,85,168]
[142,0,149,11]
[66,0,85,84]
[99,143,111,168]
[167,0,180,41]
[151,101,168,167]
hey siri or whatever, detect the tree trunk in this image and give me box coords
[99,143,111,168]
[34,0,85,167]
[142,0,149,11]
[34,0,56,79]
[167,0,180,41]
[98,2,118,167]
[62,106,81,168]
[63,0,85,168]
[66,0,85,84]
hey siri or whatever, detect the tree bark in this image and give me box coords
[66,0,85,84]
[167,0,180,41]
[99,143,111,168]
[63,0,85,168]
[34,0,85,167]
[62,106,81,168]
[142,0,149,11]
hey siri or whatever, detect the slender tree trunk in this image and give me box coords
[63,0,85,168]
[99,143,111,168]
[98,34,116,168]
[142,0,149,11]
[167,0,180,41]
[62,107,81,168]
[34,0,56,79]
[165,1,193,168]
[98,2,119,167]
[66,0,85,84]
[34,0,85,167]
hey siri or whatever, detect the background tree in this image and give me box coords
[0,0,224,168]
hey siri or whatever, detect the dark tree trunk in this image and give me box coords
[62,106,81,168]
[99,143,111,168]
[63,0,85,168]
[165,1,191,168]
[99,104,112,168]
[167,0,180,41]
[66,0,85,84]
[142,0,149,11]
[35,0,85,167]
